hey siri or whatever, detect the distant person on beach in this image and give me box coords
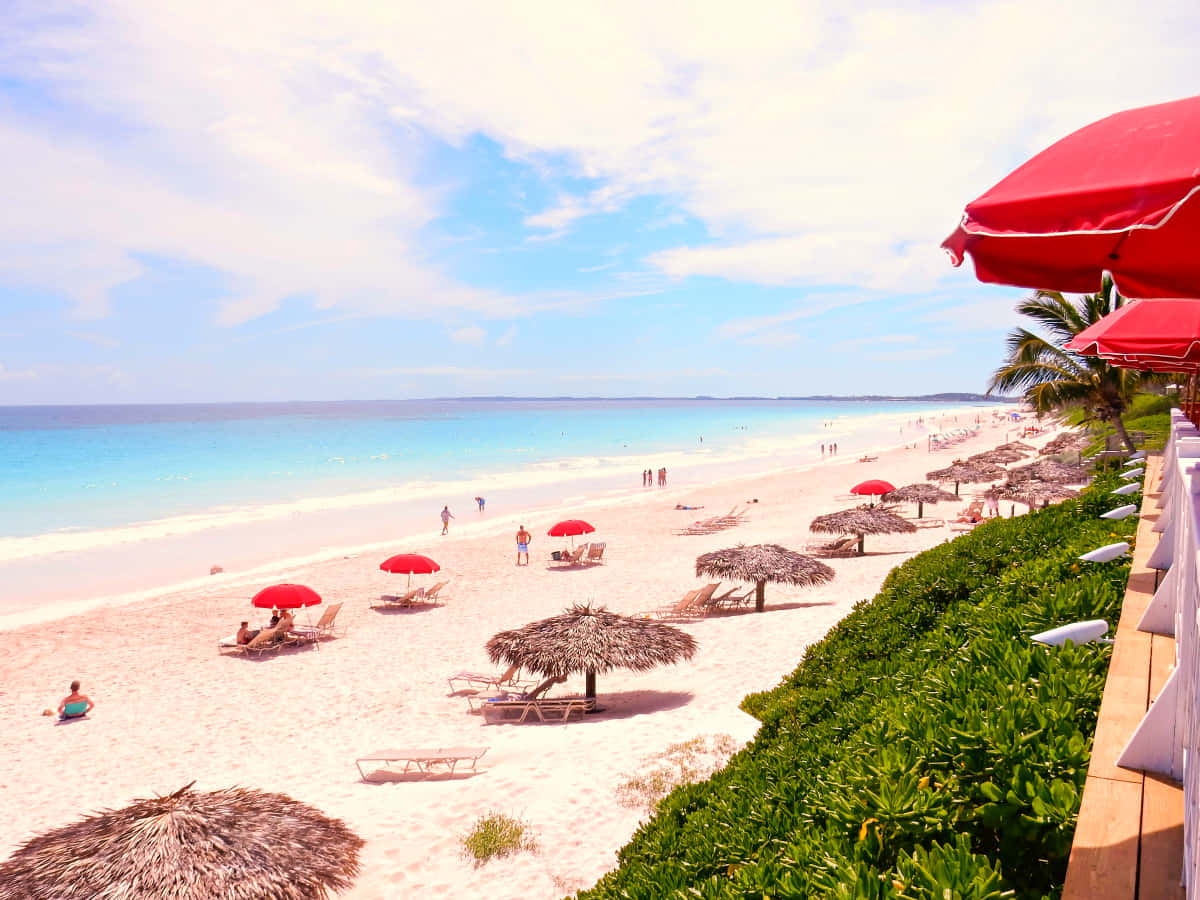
[515,525,531,565]
[58,680,93,719]
[475,496,485,511]
[441,505,454,534]
[237,621,260,644]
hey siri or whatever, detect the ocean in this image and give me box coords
[0,397,996,619]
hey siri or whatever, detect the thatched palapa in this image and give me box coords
[487,603,696,699]
[968,449,1025,465]
[808,507,917,556]
[926,461,1005,495]
[1008,459,1089,484]
[881,482,958,518]
[694,543,834,613]
[987,480,1080,508]
[997,441,1035,451]
[0,783,363,900]
[1040,432,1089,456]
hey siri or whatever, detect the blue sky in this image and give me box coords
[0,1,1196,403]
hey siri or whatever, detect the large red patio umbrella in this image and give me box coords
[1066,299,1200,369]
[251,583,323,609]
[379,553,441,587]
[942,95,1200,299]
[850,479,896,497]
[548,519,596,549]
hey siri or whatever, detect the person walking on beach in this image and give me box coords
[475,496,485,511]
[57,680,94,719]
[440,505,454,535]
[515,524,531,566]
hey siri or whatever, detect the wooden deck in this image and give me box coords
[1063,453,1185,900]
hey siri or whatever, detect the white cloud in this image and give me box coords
[495,326,518,346]
[714,291,878,342]
[832,334,918,351]
[0,363,38,381]
[1,0,1195,329]
[868,347,953,362]
[450,326,488,345]
[67,331,121,348]
[347,366,534,378]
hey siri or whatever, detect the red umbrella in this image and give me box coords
[379,553,441,587]
[850,479,896,497]
[942,95,1200,299]
[1066,299,1200,369]
[548,519,596,549]
[251,583,323,609]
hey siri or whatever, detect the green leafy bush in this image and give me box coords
[460,810,538,866]
[574,474,1134,899]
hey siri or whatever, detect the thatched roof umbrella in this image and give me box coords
[1040,432,1089,456]
[882,482,958,518]
[694,543,834,613]
[0,783,363,900]
[1008,459,1089,484]
[926,461,1006,495]
[987,480,1080,510]
[487,603,696,700]
[997,441,1035,451]
[809,507,917,556]
[969,449,1026,465]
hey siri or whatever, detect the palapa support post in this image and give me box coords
[857,535,865,556]
[917,500,924,518]
[755,580,766,613]
[585,670,596,699]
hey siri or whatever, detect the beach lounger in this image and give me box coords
[551,545,588,566]
[480,697,596,724]
[218,626,292,655]
[807,537,860,558]
[420,581,449,605]
[291,602,344,642]
[355,746,489,780]
[642,589,700,619]
[584,542,606,564]
[372,588,422,609]
[448,665,535,695]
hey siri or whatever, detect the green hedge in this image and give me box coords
[575,475,1136,900]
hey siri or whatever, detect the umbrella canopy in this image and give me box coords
[547,518,596,549]
[379,552,440,587]
[486,603,696,699]
[997,441,1035,451]
[988,480,1080,508]
[926,461,1005,495]
[251,583,322,610]
[942,94,1200,299]
[1039,432,1090,457]
[1008,460,1089,484]
[809,508,917,556]
[0,782,363,899]
[968,449,1026,465]
[1066,299,1200,371]
[850,479,896,496]
[695,543,834,613]
[882,482,958,518]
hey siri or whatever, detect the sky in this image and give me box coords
[0,1,1197,404]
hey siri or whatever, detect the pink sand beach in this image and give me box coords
[0,406,1049,897]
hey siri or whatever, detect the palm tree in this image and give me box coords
[988,279,1148,451]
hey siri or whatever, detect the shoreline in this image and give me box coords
[0,403,1002,628]
[0,407,1048,898]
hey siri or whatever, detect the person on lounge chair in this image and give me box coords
[57,680,94,719]
[237,621,260,645]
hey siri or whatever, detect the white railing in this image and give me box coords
[1119,409,1200,893]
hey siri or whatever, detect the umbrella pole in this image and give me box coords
[585,670,596,699]
[857,535,865,556]
[917,500,924,519]
[955,481,960,496]
[755,580,766,613]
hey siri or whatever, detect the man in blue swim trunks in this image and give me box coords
[515,525,531,566]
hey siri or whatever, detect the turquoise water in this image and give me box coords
[0,398,978,539]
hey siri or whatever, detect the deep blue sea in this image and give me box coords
[0,398,984,542]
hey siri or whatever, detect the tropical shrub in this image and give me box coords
[574,474,1134,899]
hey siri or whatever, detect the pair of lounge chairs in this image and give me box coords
[372,580,449,609]
[806,536,861,557]
[217,602,345,655]
[644,582,754,619]
[447,665,536,696]
[480,696,596,724]
[355,746,489,780]
[550,543,606,566]
[674,506,748,536]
